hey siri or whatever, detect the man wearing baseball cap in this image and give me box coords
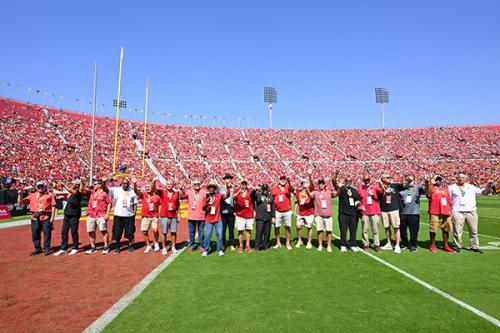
[271,174,295,250]
[220,173,236,251]
[253,183,276,250]
[233,178,254,253]
[202,181,229,257]
[185,179,207,253]
[398,174,426,252]
[18,181,57,256]
[294,170,315,249]
[357,174,383,252]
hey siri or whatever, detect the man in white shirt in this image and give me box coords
[108,178,138,254]
[448,173,492,253]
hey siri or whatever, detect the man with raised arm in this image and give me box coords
[185,179,207,253]
[379,173,403,254]
[202,181,230,257]
[233,178,254,253]
[398,174,426,252]
[294,169,315,249]
[357,174,383,252]
[271,175,295,250]
[156,178,183,255]
[132,177,161,253]
[109,178,138,254]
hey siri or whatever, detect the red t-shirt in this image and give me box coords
[205,193,222,223]
[234,188,254,218]
[141,191,161,218]
[272,184,292,212]
[428,186,452,216]
[295,189,314,216]
[357,185,383,216]
[159,190,180,218]
[87,190,111,218]
[24,192,56,220]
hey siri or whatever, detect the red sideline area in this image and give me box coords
[0,216,188,333]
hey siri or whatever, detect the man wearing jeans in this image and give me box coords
[448,173,492,254]
[185,179,206,253]
[271,175,295,250]
[357,174,382,252]
[202,182,229,257]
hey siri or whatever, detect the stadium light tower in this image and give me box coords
[264,87,277,129]
[375,88,389,129]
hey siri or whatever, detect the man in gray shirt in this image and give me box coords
[398,175,425,252]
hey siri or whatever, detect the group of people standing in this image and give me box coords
[18,169,492,257]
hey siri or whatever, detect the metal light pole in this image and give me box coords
[264,87,277,129]
[375,88,389,129]
[89,62,98,185]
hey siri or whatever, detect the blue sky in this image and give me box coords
[1,0,499,129]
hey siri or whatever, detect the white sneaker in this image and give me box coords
[218,250,224,256]
[54,250,66,256]
[340,246,347,253]
[273,244,282,250]
[317,246,323,252]
[202,251,208,257]
[394,245,401,254]
[326,245,333,253]
[85,247,97,255]
[154,243,160,251]
[295,242,302,248]
[162,248,168,256]
[382,242,393,250]
[68,249,78,255]
[102,247,110,255]
[306,243,313,250]
[171,247,178,254]
[144,246,152,254]
[351,246,359,253]
[286,243,292,250]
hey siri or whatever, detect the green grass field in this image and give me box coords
[104,196,500,333]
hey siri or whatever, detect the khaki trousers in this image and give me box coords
[452,210,479,249]
[361,214,380,247]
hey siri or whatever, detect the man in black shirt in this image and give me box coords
[220,173,236,251]
[54,178,85,256]
[333,175,362,252]
[379,174,404,254]
[251,184,276,250]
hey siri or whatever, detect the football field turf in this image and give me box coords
[103,196,500,332]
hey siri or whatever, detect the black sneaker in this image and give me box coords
[29,249,43,256]
[127,246,134,253]
[400,244,408,250]
[451,245,462,253]
[85,247,97,255]
[470,248,484,254]
[44,249,51,256]
[410,246,417,253]
[114,248,121,254]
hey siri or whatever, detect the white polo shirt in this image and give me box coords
[448,183,483,212]
[108,187,138,217]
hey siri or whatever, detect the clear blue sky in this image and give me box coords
[1,0,499,129]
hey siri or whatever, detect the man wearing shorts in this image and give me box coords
[233,178,254,253]
[132,178,161,253]
[357,174,382,252]
[308,174,337,252]
[271,175,295,250]
[425,175,455,253]
[379,174,403,254]
[82,179,111,254]
[294,170,315,249]
[156,179,182,255]
[109,178,138,254]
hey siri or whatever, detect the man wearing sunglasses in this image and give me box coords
[18,181,57,256]
[379,174,403,254]
[271,174,295,250]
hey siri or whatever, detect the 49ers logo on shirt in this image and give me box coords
[0,205,11,220]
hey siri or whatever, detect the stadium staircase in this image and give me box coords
[224,144,242,179]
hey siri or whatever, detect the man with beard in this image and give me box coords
[109,178,138,254]
[132,177,161,253]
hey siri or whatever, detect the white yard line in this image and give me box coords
[417,222,500,240]
[83,247,186,333]
[331,233,500,328]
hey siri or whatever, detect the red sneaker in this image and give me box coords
[443,245,456,253]
[246,246,253,253]
[429,244,437,253]
[199,247,205,253]
[238,246,243,254]
[363,246,369,253]
[187,248,193,253]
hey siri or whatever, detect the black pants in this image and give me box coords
[31,215,53,251]
[112,216,136,243]
[255,219,272,249]
[222,214,235,246]
[61,215,80,250]
[400,214,420,247]
[339,213,358,247]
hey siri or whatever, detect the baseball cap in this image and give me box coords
[240,178,248,184]
[222,173,234,180]
[207,181,218,189]
[362,174,371,181]
[318,179,325,185]
[36,181,46,189]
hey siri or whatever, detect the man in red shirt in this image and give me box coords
[132,178,161,253]
[83,178,112,254]
[156,178,183,255]
[18,181,57,256]
[425,175,455,253]
[357,175,383,252]
[233,179,254,253]
[202,181,230,257]
[271,175,295,250]
[294,170,315,249]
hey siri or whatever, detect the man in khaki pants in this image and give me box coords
[448,173,492,254]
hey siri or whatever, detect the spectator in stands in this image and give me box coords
[379,174,403,254]
[54,178,85,256]
[220,173,236,251]
[294,170,315,249]
[398,175,426,252]
[156,178,182,255]
[253,184,275,250]
[83,178,112,254]
[271,175,295,250]
[109,178,138,254]
[18,181,57,256]
[185,179,206,253]
[202,181,229,257]
[448,173,492,253]
[357,174,382,252]
[132,178,161,253]
[233,179,254,253]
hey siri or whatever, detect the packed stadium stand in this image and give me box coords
[1,98,499,188]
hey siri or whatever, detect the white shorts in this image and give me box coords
[296,215,314,229]
[235,216,254,231]
[275,211,292,228]
[315,216,333,232]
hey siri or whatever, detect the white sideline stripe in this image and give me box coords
[331,233,500,328]
[418,222,500,240]
[83,247,186,333]
[0,214,65,229]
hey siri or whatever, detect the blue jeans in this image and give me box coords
[204,221,223,253]
[188,220,205,249]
